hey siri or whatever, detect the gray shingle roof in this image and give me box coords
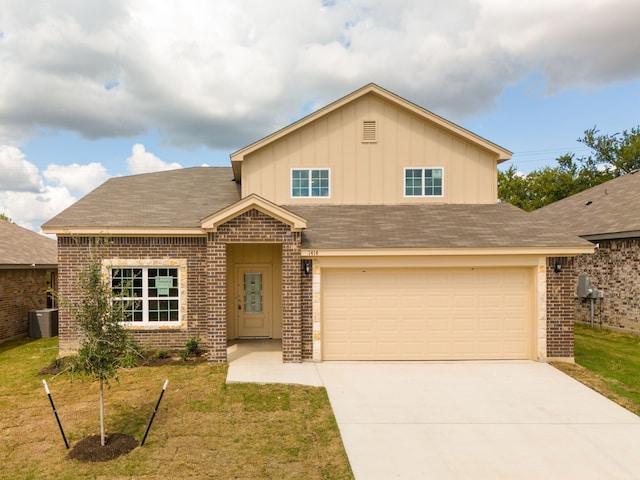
[43,167,240,229]
[531,171,640,239]
[288,203,593,249]
[42,167,591,251]
[0,220,57,267]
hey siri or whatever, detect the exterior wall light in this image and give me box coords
[302,259,312,276]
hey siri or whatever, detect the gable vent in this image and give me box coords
[362,120,377,143]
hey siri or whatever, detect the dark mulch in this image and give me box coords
[68,433,139,462]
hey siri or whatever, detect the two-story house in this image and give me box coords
[42,84,593,363]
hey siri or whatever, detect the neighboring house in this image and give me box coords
[532,171,640,334]
[42,83,592,362]
[0,220,58,343]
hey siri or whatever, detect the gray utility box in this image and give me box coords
[28,309,59,338]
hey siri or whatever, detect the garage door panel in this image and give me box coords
[322,268,533,361]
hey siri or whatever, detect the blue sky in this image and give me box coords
[1,0,639,232]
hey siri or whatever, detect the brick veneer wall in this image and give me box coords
[546,257,575,359]
[0,269,52,342]
[208,209,303,363]
[574,238,640,333]
[57,236,207,356]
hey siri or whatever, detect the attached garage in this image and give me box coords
[322,267,534,361]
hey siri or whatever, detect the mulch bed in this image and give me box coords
[68,433,139,462]
[39,353,207,375]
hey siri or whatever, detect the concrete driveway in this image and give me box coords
[315,361,640,480]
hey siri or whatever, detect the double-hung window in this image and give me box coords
[291,168,330,198]
[404,167,444,197]
[111,267,180,325]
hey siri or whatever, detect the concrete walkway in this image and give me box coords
[226,343,640,479]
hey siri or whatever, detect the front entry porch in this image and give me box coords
[205,204,305,364]
[226,339,322,386]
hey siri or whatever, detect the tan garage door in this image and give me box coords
[322,268,533,360]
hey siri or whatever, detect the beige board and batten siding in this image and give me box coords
[240,92,499,205]
[321,266,534,361]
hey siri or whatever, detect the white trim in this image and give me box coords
[403,166,445,198]
[103,258,188,330]
[301,246,594,258]
[201,193,307,231]
[290,168,331,199]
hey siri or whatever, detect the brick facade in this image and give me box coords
[57,236,208,356]
[209,209,302,362]
[0,268,54,342]
[574,238,640,333]
[546,257,575,359]
[56,208,305,362]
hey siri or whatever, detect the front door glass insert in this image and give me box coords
[244,273,263,314]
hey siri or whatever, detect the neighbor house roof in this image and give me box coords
[531,171,640,240]
[0,220,57,268]
[230,83,513,180]
[42,167,240,234]
[289,203,594,252]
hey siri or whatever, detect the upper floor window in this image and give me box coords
[291,168,330,198]
[111,267,180,325]
[404,168,444,197]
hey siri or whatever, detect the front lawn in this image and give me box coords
[553,323,640,416]
[0,338,353,480]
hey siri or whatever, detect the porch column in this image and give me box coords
[207,233,227,362]
[282,233,302,362]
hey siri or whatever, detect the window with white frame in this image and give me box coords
[291,168,330,198]
[111,267,180,325]
[404,167,444,197]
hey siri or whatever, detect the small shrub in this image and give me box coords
[155,349,171,359]
[180,338,200,361]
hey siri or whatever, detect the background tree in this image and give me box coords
[67,253,140,447]
[499,126,640,211]
[0,213,12,222]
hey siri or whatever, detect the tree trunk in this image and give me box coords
[100,378,105,446]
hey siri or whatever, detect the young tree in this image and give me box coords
[68,255,140,447]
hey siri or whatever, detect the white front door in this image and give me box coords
[237,266,272,338]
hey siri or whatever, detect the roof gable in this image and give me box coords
[230,83,512,180]
[201,194,307,231]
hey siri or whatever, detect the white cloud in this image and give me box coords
[0,145,43,192]
[126,144,181,175]
[0,146,107,232]
[1,0,638,148]
[0,185,77,233]
[43,162,110,196]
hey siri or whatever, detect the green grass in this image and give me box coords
[555,323,640,416]
[0,338,353,479]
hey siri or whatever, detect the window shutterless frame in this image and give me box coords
[290,168,331,198]
[111,267,181,325]
[403,167,444,197]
